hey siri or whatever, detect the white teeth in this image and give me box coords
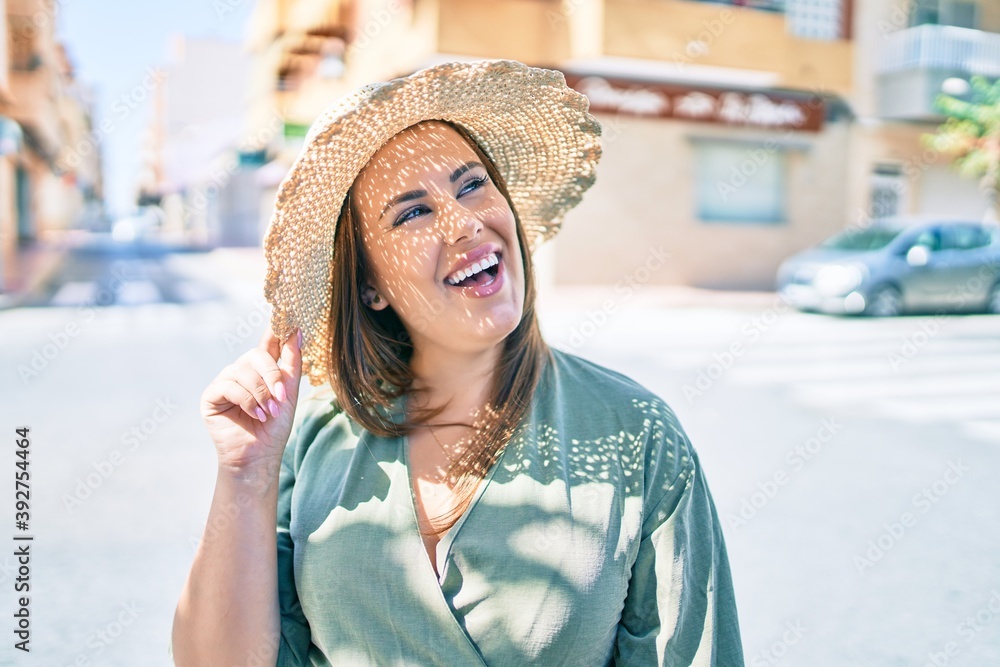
[447,253,499,285]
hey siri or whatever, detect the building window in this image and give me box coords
[694,140,788,224]
[786,0,845,40]
[870,163,905,219]
[908,0,979,29]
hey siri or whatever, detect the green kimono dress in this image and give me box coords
[276,347,745,666]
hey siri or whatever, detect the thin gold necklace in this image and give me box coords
[424,425,462,464]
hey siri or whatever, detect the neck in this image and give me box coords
[408,340,504,424]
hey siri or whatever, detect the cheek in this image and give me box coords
[372,237,439,295]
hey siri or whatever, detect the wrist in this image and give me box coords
[216,456,283,491]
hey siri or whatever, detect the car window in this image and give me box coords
[941,225,992,251]
[909,228,941,252]
[821,227,903,251]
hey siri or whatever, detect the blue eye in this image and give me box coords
[460,175,489,195]
[392,205,429,228]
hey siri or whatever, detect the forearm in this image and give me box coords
[171,461,282,666]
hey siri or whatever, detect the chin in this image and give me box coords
[446,308,523,352]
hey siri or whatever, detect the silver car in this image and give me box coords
[776,219,1000,316]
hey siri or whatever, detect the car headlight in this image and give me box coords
[813,264,864,297]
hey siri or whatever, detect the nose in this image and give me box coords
[438,196,482,246]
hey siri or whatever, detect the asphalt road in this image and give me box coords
[2,243,998,666]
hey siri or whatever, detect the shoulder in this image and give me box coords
[545,346,685,435]
[544,347,696,509]
[281,385,349,474]
[547,347,659,401]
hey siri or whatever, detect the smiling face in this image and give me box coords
[350,120,527,356]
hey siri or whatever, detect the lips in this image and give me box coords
[443,243,503,284]
[444,251,506,298]
[444,251,501,286]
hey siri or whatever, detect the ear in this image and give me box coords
[362,284,389,311]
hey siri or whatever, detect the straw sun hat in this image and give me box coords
[262,58,603,387]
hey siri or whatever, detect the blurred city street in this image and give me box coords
[2,242,999,665]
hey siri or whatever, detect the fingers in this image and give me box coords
[237,348,290,419]
[257,326,301,359]
[258,325,282,360]
[202,327,303,424]
[278,328,303,379]
[204,376,271,423]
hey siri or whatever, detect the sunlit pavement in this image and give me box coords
[2,245,999,665]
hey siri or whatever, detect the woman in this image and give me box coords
[172,60,745,666]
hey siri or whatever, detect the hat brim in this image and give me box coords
[263,59,602,387]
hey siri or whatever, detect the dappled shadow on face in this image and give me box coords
[348,120,526,351]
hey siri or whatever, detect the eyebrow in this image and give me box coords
[448,161,483,184]
[378,161,486,222]
[377,189,425,222]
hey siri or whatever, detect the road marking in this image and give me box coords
[117,281,161,305]
[50,281,98,307]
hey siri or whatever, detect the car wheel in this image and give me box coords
[866,285,903,317]
[988,282,1000,315]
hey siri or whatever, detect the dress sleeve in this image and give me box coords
[275,403,315,666]
[613,410,745,667]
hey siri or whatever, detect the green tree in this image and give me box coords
[923,75,1000,222]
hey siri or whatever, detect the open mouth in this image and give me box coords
[445,252,502,289]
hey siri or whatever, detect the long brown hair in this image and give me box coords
[326,119,553,535]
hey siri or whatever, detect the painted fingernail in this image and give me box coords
[255,406,267,422]
[267,398,280,418]
[297,329,303,347]
[275,380,287,403]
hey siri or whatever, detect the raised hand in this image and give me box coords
[200,326,303,471]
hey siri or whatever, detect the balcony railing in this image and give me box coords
[878,24,1000,77]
